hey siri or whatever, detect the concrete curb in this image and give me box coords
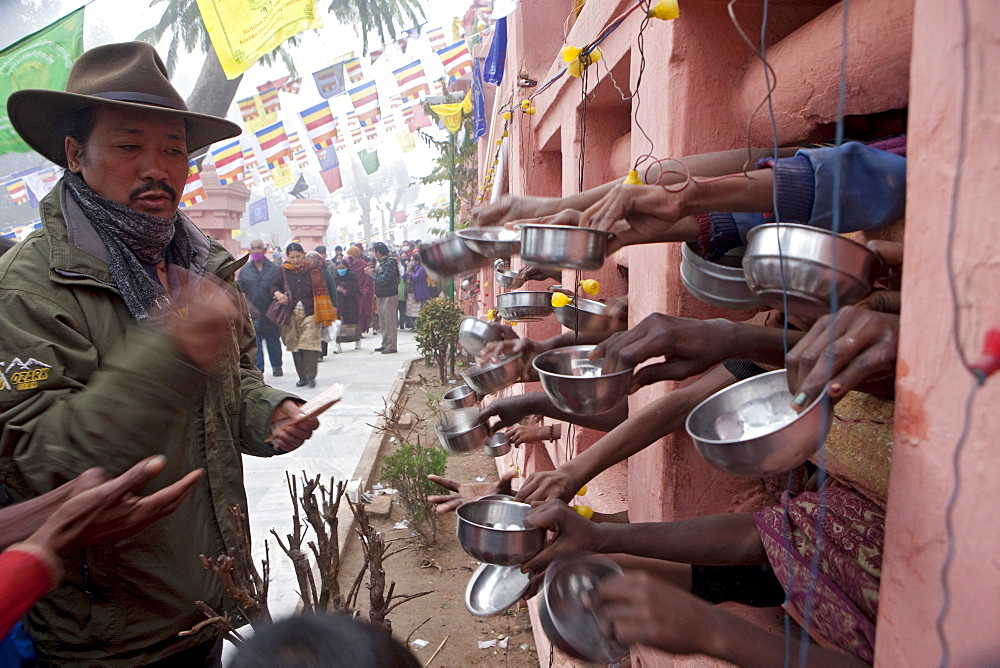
[336,355,420,559]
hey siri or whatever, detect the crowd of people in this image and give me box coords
[237,237,438,377]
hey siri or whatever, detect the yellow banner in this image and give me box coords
[270,162,294,188]
[196,0,323,79]
[430,89,473,134]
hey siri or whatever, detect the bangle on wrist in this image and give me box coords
[548,423,555,442]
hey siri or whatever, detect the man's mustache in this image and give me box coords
[129,181,178,202]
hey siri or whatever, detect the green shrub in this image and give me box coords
[380,442,448,544]
[414,296,463,382]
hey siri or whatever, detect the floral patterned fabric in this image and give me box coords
[753,480,884,662]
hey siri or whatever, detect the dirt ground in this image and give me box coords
[338,359,539,667]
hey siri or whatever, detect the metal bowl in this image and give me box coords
[465,562,531,616]
[538,555,628,663]
[743,223,878,318]
[461,354,524,395]
[518,224,609,270]
[456,498,545,565]
[680,242,762,310]
[533,346,633,415]
[436,408,490,454]
[685,369,833,477]
[483,433,512,457]
[458,227,521,259]
[553,298,622,334]
[419,235,492,278]
[495,291,553,322]
[443,384,478,410]
[458,316,504,356]
[495,268,523,290]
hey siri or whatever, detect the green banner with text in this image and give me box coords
[0,8,85,156]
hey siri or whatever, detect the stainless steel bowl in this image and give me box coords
[465,562,531,616]
[680,242,762,310]
[442,384,478,410]
[553,298,623,334]
[494,268,523,290]
[518,224,609,270]
[458,316,504,356]
[495,291,553,322]
[685,369,833,477]
[538,555,628,663]
[456,498,545,565]
[436,408,490,454]
[419,235,492,278]
[458,227,521,259]
[461,354,524,395]
[743,223,878,318]
[483,433,512,457]
[533,345,633,415]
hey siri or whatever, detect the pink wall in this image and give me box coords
[479,0,1000,663]
[875,0,1000,663]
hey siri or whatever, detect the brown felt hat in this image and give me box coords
[7,41,241,167]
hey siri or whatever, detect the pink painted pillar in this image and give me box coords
[183,161,249,256]
[284,199,331,252]
[875,0,1000,663]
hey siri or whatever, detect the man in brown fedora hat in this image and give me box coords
[0,42,320,665]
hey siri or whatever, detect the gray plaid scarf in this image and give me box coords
[63,171,193,322]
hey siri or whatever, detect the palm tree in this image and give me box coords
[137,0,423,120]
[326,0,424,55]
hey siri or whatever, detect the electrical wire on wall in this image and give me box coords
[935,2,984,666]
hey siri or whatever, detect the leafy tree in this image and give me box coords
[418,94,479,231]
[414,296,463,382]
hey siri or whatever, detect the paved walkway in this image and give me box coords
[241,328,419,620]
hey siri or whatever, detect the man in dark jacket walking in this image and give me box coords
[238,239,283,375]
[366,242,399,354]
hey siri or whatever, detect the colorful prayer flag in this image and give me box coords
[298,101,338,152]
[344,57,364,84]
[258,88,280,114]
[317,145,342,193]
[358,148,380,175]
[179,159,207,209]
[403,104,433,132]
[254,121,294,170]
[425,27,447,52]
[211,140,245,185]
[398,130,416,152]
[312,62,346,98]
[243,142,261,186]
[195,0,322,79]
[369,47,384,64]
[288,132,310,168]
[436,40,473,79]
[4,178,28,205]
[348,80,382,127]
[392,60,430,104]
[0,8,84,156]
[237,94,276,131]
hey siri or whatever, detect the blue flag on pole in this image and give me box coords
[482,17,507,85]
[471,60,487,141]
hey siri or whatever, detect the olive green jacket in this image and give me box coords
[0,183,295,664]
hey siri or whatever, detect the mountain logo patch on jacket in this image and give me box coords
[1,357,52,391]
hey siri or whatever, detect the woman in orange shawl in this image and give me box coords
[270,243,337,388]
